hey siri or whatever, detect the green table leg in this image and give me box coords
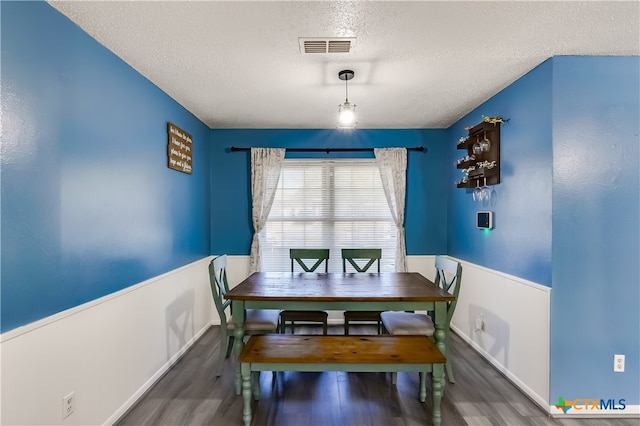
[434,301,447,359]
[433,301,448,397]
[233,301,245,395]
[419,371,426,402]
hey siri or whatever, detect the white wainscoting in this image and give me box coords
[0,257,215,426]
[447,257,551,411]
[1,254,555,425]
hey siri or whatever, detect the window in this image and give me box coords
[260,159,396,272]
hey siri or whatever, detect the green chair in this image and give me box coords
[342,248,383,335]
[208,255,281,377]
[279,249,330,335]
[380,256,462,383]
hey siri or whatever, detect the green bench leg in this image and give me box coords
[234,328,244,395]
[445,358,455,384]
[432,364,445,426]
[241,363,252,426]
[240,362,444,426]
[252,371,260,401]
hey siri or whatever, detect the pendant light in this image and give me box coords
[337,70,356,129]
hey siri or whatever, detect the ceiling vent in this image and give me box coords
[299,38,356,54]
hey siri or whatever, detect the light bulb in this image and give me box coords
[338,102,355,126]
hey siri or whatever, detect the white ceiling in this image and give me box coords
[49,1,639,129]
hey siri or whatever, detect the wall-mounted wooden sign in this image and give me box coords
[167,122,192,174]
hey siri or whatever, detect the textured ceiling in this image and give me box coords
[49,1,639,129]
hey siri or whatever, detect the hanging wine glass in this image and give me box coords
[472,179,482,202]
[472,135,482,155]
[480,178,491,207]
[480,131,491,152]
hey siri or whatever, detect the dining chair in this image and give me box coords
[279,248,330,335]
[341,248,383,335]
[380,255,462,383]
[208,254,281,377]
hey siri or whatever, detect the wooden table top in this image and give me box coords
[225,272,454,302]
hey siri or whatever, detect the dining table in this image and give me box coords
[224,271,455,396]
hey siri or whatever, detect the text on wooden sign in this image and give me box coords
[167,122,192,174]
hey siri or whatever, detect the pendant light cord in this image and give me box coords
[344,76,349,102]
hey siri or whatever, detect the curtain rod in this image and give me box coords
[229,146,426,153]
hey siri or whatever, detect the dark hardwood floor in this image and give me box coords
[116,325,637,426]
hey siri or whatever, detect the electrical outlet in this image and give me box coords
[614,354,625,372]
[62,391,75,419]
[475,313,485,332]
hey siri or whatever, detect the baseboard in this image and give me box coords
[104,321,214,425]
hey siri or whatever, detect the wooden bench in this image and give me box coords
[238,334,447,426]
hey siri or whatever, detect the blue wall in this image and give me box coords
[448,60,553,286]
[448,56,639,405]
[1,2,211,332]
[550,56,639,405]
[209,129,449,256]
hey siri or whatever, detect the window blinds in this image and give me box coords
[259,159,397,272]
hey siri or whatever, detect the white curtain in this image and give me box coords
[374,148,407,272]
[249,148,285,273]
